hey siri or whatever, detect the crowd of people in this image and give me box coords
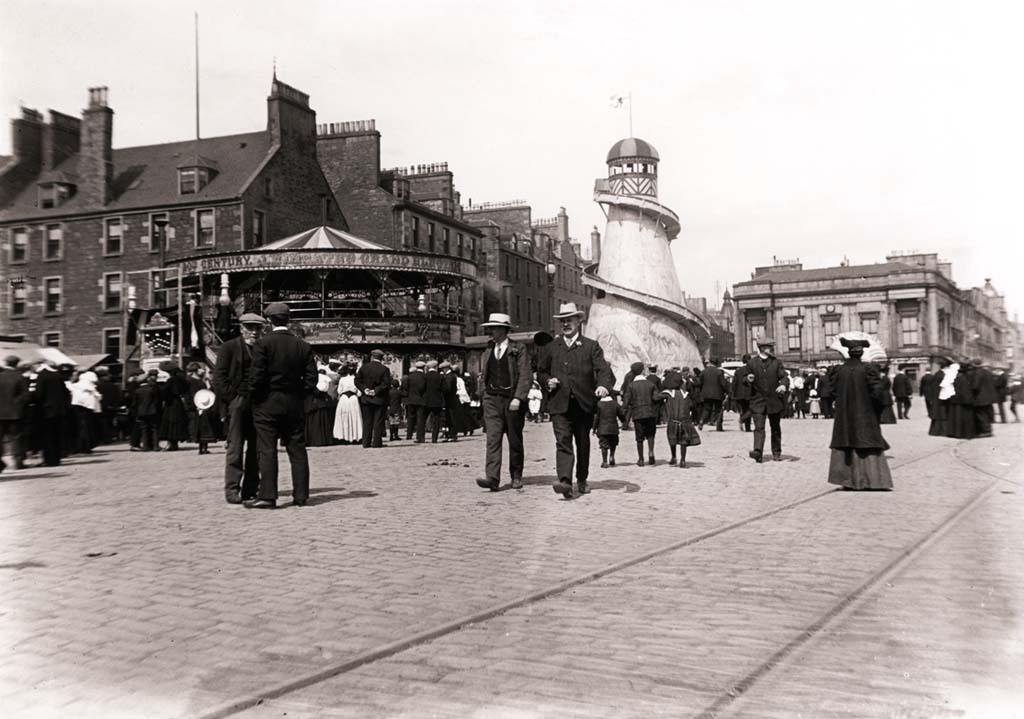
[1,300,1018,500]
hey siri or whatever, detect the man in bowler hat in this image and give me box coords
[475,313,532,491]
[249,302,318,508]
[743,337,789,462]
[355,349,391,448]
[537,303,614,498]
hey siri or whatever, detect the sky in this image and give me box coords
[2,0,1021,317]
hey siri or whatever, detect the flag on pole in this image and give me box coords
[609,93,629,109]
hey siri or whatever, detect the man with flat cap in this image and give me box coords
[401,361,425,440]
[355,349,391,448]
[743,337,789,462]
[537,302,614,498]
[248,302,317,508]
[214,312,265,503]
[475,313,532,491]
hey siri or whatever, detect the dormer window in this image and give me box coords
[38,181,75,208]
[177,154,219,195]
[179,167,211,194]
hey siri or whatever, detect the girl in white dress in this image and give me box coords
[332,365,363,443]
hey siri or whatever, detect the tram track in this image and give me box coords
[195,442,965,719]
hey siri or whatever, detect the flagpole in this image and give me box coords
[628,92,633,137]
[194,11,200,140]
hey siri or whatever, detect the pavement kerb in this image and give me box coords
[188,441,963,719]
[693,446,1018,719]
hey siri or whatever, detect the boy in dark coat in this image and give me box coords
[592,391,625,468]
[387,379,403,441]
[622,361,660,466]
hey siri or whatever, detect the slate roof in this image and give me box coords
[0,131,272,222]
[734,262,923,286]
[606,137,660,163]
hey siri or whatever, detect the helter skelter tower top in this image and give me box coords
[605,137,660,198]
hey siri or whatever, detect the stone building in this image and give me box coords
[0,79,342,356]
[315,124,484,331]
[731,252,1011,379]
[461,201,593,335]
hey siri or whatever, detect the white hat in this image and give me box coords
[553,302,585,319]
[193,388,216,411]
[481,312,513,328]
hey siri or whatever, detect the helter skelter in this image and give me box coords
[583,137,710,381]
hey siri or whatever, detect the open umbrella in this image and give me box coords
[830,331,887,364]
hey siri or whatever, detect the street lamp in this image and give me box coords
[545,261,557,323]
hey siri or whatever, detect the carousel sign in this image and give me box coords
[300,319,461,346]
[174,250,476,279]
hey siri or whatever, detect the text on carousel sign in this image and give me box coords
[175,250,475,278]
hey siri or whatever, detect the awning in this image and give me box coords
[68,353,116,370]
[0,341,77,367]
[261,225,387,251]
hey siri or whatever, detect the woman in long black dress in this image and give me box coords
[946,361,977,439]
[927,358,950,437]
[185,363,218,455]
[877,365,897,424]
[305,371,336,447]
[159,363,191,451]
[827,339,893,490]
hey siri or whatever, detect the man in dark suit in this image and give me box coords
[249,303,318,509]
[33,361,71,466]
[971,359,999,437]
[418,360,445,443]
[475,313,532,491]
[699,358,729,431]
[732,354,753,431]
[355,349,391,448]
[403,361,426,440]
[214,313,264,504]
[817,369,834,419]
[743,338,789,462]
[892,369,913,419]
[132,372,163,451]
[0,356,29,472]
[537,303,614,498]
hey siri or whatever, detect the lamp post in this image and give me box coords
[545,261,557,329]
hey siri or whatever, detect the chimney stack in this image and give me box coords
[11,107,43,170]
[267,77,316,153]
[80,87,114,206]
[43,110,81,170]
[590,225,602,264]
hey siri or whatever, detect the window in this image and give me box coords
[470,237,477,259]
[45,224,63,261]
[104,217,122,255]
[823,317,840,347]
[860,314,879,335]
[263,177,273,199]
[39,182,73,208]
[195,209,215,248]
[515,258,521,281]
[149,212,169,254]
[44,277,62,314]
[252,210,266,248]
[900,314,919,346]
[179,167,210,195]
[515,295,521,321]
[442,228,450,254]
[786,321,802,351]
[102,328,121,359]
[10,285,27,317]
[103,272,123,312]
[457,233,464,257]
[412,217,420,248]
[427,222,435,252]
[42,332,61,348]
[526,297,532,324]
[11,227,28,263]
[748,323,765,353]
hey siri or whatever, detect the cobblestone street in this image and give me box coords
[1,414,1021,718]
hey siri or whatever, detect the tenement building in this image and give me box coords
[731,252,1011,379]
[0,80,342,356]
[461,201,593,335]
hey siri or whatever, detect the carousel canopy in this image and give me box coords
[261,226,387,251]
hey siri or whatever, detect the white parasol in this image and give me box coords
[830,331,887,364]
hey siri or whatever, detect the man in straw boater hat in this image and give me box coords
[742,336,789,463]
[248,302,318,508]
[537,303,614,499]
[475,313,532,491]
[214,312,266,504]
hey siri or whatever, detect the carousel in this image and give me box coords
[166,225,479,371]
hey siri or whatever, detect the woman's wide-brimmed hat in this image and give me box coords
[481,313,513,328]
[553,302,585,319]
[193,388,216,411]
